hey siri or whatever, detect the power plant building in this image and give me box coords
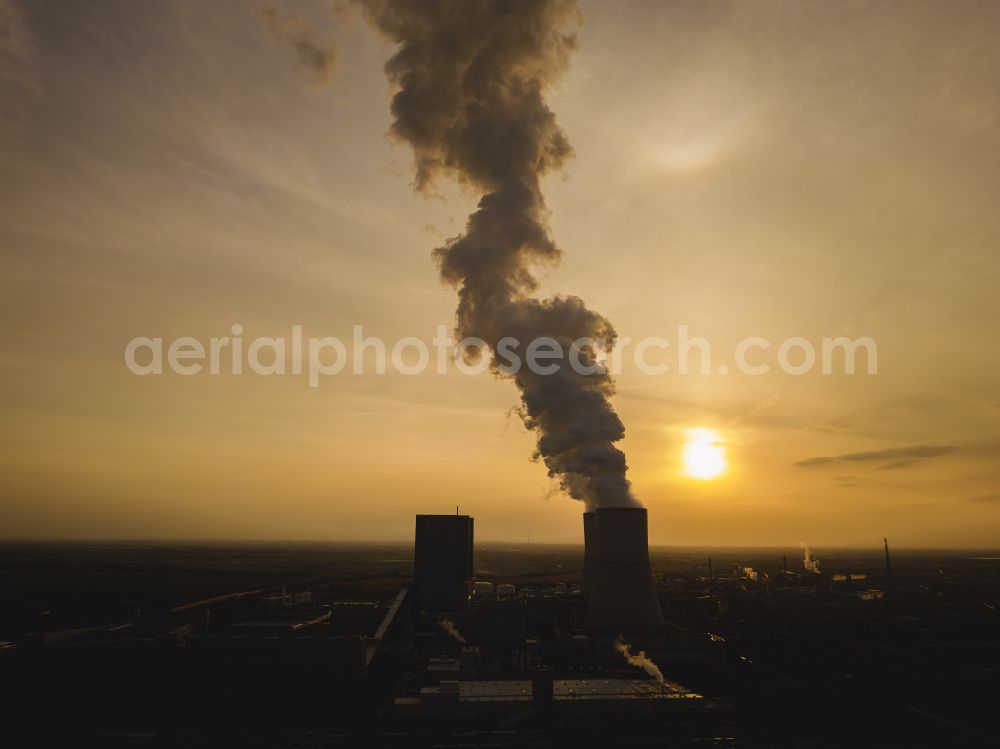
[414,514,474,611]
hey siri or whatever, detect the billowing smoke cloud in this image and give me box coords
[801,543,821,574]
[358,0,637,510]
[614,639,664,684]
[437,618,466,644]
[262,7,337,85]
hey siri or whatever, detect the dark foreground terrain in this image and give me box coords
[1,541,998,746]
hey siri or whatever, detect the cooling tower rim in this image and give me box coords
[593,506,647,513]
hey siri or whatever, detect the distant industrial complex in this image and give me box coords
[405,508,710,721]
[2,513,998,745]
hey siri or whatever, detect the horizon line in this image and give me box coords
[1,536,998,553]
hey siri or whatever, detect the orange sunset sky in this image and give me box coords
[1,0,999,546]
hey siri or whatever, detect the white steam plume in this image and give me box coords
[438,618,466,644]
[358,0,638,510]
[614,639,664,684]
[801,543,822,574]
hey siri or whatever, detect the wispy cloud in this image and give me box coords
[796,444,956,468]
[969,493,1000,503]
[877,459,920,470]
[261,7,337,86]
[0,0,39,90]
[0,0,42,141]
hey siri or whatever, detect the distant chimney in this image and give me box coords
[883,537,892,581]
[531,668,554,713]
[582,512,596,600]
[585,507,665,633]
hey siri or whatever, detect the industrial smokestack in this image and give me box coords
[531,668,554,713]
[585,508,664,633]
[582,512,596,600]
[883,537,892,581]
[531,668,555,714]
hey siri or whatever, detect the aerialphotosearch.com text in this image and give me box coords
[125,325,877,386]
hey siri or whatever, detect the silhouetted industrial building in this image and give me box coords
[477,598,527,649]
[582,511,597,600]
[414,514,474,611]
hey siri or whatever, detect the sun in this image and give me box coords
[682,429,727,480]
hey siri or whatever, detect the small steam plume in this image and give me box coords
[858,589,885,601]
[614,639,664,684]
[801,543,822,574]
[358,0,638,510]
[438,618,466,644]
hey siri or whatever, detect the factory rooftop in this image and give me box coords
[458,678,701,701]
[396,677,705,719]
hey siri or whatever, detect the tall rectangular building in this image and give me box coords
[414,514,474,611]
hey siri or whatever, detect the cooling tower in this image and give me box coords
[582,512,596,600]
[585,507,664,633]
